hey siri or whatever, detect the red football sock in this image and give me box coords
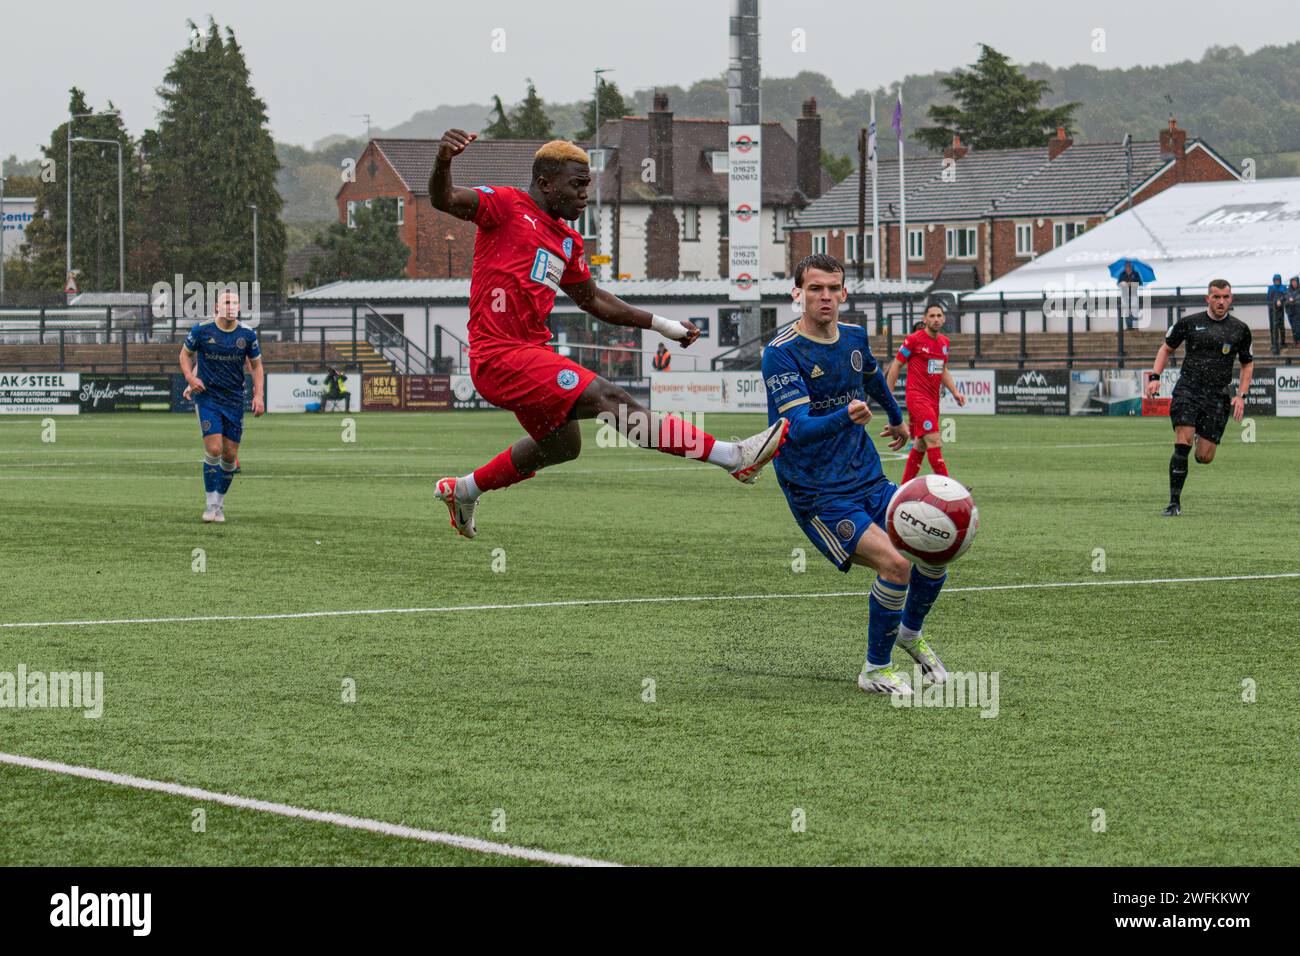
[657,415,716,461]
[472,446,535,493]
[902,446,924,482]
[926,445,949,476]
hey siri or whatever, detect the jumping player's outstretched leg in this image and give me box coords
[436,376,788,539]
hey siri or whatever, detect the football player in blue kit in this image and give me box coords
[179,290,265,522]
[762,254,950,698]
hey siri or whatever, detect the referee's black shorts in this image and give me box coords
[1169,383,1231,445]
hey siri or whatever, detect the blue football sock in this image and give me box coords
[902,562,947,634]
[218,459,237,494]
[866,576,909,667]
[203,455,222,493]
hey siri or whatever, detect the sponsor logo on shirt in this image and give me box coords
[522,214,539,230]
[529,248,565,290]
[927,359,945,375]
[765,371,801,391]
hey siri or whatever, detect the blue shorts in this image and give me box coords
[789,479,898,573]
[195,400,244,444]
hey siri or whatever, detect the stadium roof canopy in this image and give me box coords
[966,178,1300,301]
[292,276,932,303]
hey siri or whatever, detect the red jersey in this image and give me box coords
[467,185,590,354]
[897,329,949,410]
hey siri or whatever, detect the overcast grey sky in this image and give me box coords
[4,0,1294,158]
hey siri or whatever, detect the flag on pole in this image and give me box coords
[891,92,903,139]
[867,99,878,177]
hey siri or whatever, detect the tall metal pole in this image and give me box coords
[72,137,126,292]
[1123,133,1134,211]
[66,111,72,282]
[593,67,611,281]
[250,204,259,289]
[1,164,6,304]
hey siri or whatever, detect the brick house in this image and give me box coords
[786,119,1240,289]
[332,94,830,282]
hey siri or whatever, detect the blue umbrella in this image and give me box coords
[1109,258,1156,283]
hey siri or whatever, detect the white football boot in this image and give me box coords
[895,632,949,685]
[857,663,914,697]
[729,417,790,484]
[213,505,225,524]
[202,506,218,523]
[434,477,477,539]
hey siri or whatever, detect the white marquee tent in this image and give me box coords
[970,177,1300,302]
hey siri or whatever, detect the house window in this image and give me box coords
[1015,222,1033,257]
[945,225,977,260]
[811,234,827,255]
[568,206,597,240]
[908,228,925,261]
[719,209,728,239]
[845,232,874,264]
[683,206,700,242]
[681,271,701,279]
[1053,220,1086,247]
[396,196,405,226]
[710,150,729,174]
[773,207,790,243]
[346,200,356,228]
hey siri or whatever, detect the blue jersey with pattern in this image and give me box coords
[183,319,260,408]
[761,322,887,511]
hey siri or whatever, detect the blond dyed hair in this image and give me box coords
[533,140,589,164]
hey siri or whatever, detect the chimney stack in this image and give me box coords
[1159,117,1188,180]
[796,96,823,200]
[943,134,969,162]
[649,90,674,196]
[1048,125,1073,160]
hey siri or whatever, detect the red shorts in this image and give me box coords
[471,345,598,441]
[908,403,940,438]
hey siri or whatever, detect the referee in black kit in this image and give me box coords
[1144,279,1253,516]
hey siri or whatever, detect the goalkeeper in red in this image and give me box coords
[429,130,788,538]
[886,303,965,482]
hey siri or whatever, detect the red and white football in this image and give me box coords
[886,475,979,565]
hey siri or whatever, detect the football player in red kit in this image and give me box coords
[885,303,965,482]
[428,130,788,538]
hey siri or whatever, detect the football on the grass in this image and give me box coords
[886,475,979,565]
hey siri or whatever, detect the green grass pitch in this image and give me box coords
[0,410,1296,866]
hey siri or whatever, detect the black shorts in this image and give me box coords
[1169,383,1231,445]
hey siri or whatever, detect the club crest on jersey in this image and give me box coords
[236,338,247,349]
[562,237,574,260]
[850,350,863,372]
[473,185,495,194]
[836,519,856,540]
[201,419,211,430]
[942,344,949,354]
[924,420,934,431]
[810,364,824,378]
[1222,343,1231,354]
[556,369,580,390]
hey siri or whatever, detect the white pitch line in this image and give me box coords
[0,751,620,868]
[3,572,1296,631]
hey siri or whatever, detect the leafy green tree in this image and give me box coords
[482,95,513,139]
[14,88,143,292]
[819,149,854,184]
[916,45,1080,151]
[306,197,409,285]
[576,79,627,141]
[509,80,554,139]
[145,18,286,289]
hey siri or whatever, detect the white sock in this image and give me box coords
[706,440,740,469]
[206,491,219,508]
[898,624,921,642]
[455,473,481,502]
[215,492,225,507]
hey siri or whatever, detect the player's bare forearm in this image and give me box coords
[249,357,264,399]
[428,129,481,221]
[568,283,650,328]
[1151,343,1173,375]
[1237,361,1253,396]
[885,358,902,391]
[179,348,201,389]
[941,368,959,398]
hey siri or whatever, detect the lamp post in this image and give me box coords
[249,201,259,289]
[1123,133,1134,211]
[593,67,612,280]
[444,232,454,276]
[71,137,125,292]
[66,108,118,289]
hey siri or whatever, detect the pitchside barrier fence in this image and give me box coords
[3,367,1297,417]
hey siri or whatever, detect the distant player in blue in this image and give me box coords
[179,290,265,522]
[762,254,950,698]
